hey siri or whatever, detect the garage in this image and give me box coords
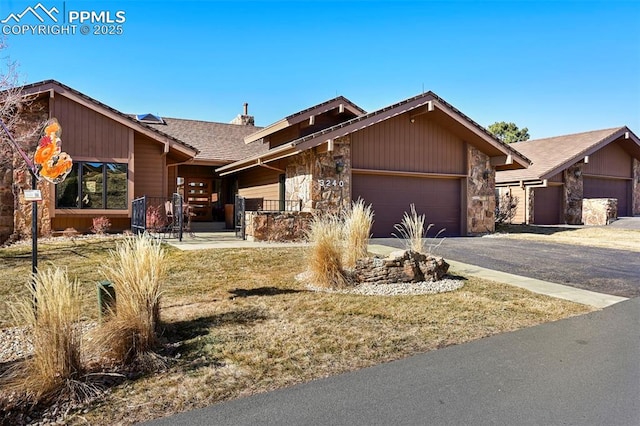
[584,177,631,217]
[533,186,562,225]
[352,173,462,237]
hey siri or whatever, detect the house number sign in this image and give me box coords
[318,179,344,188]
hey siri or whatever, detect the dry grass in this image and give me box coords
[342,198,374,268]
[3,267,83,405]
[0,238,595,425]
[306,214,349,288]
[393,203,437,253]
[93,234,167,365]
[496,224,640,252]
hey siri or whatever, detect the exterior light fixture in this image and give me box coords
[482,170,491,180]
[573,170,582,178]
[335,159,345,174]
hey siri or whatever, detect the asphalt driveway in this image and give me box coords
[374,237,640,298]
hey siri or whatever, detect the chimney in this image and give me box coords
[230,103,254,126]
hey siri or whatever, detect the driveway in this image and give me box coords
[374,237,640,298]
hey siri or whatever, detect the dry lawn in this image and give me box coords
[496,224,640,252]
[0,237,594,424]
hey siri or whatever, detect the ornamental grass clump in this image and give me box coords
[306,213,349,288]
[94,234,166,366]
[393,204,446,255]
[342,198,374,268]
[4,267,84,405]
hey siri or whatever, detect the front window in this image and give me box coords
[55,162,128,209]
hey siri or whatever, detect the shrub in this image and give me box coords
[342,198,374,268]
[91,216,111,235]
[146,205,166,232]
[95,234,166,365]
[306,213,349,288]
[495,193,519,224]
[5,267,83,404]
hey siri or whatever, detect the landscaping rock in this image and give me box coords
[353,250,449,284]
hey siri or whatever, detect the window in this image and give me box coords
[56,162,127,209]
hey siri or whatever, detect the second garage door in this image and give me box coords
[583,177,631,217]
[352,174,462,237]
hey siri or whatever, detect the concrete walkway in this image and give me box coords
[161,231,309,250]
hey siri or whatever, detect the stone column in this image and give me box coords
[312,136,351,212]
[467,146,495,234]
[563,164,584,224]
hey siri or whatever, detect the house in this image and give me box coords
[0,80,263,242]
[1,80,529,243]
[496,127,640,225]
[217,92,530,237]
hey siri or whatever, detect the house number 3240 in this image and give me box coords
[318,179,344,188]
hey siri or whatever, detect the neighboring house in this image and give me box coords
[0,80,263,241]
[496,127,640,225]
[217,92,530,237]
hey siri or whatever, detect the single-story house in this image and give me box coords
[0,79,264,241]
[217,92,530,237]
[1,80,529,242]
[496,127,640,225]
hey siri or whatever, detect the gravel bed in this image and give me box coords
[300,273,465,296]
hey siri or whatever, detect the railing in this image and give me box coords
[131,196,146,235]
[140,194,187,241]
[244,198,303,212]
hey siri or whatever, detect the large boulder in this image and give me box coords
[353,250,449,285]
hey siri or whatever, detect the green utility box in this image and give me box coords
[97,280,116,321]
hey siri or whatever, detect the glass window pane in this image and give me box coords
[82,162,103,209]
[106,163,127,209]
[56,163,79,208]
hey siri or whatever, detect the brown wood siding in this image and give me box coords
[134,134,165,198]
[238,167,281,200]
[548,172,563,183]
[53,95,129,159]
[509,186,527,224]
[583,142,633,178]
[533,187,562,225]
[583,177,631,216]
[353,174,462,237]
[52,217,130,233]
[351,113,466,175]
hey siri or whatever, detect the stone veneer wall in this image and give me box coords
[582,198,617,226]
[244,211,313,242]
[0,98,51,243]
[634,159,640,216]
[563,164,584,224]
[467,146,495,234]
[285,136,351,213]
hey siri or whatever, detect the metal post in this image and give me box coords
[31,174,38,307]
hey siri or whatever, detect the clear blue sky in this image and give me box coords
[3,0,639,139]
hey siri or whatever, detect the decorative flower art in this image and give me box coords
[34,118,73,184]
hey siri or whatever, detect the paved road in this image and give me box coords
[374,237,640,298]
[145,297,640,426]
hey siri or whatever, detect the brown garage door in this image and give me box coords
[583,177,631,217]
[352,174,462,237]
[533,186,562,225]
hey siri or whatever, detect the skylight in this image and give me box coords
[135,113,165,124]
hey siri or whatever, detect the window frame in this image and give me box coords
[55,161,128,210]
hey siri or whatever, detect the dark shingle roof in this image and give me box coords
[496,127,627,182]
[148,118,268,162]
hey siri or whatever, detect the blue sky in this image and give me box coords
[2,0,639,139]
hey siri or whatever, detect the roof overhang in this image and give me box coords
[538,127,640,181]
[21,80,199,160]
[218,92,531,176]
[243,96,366,144]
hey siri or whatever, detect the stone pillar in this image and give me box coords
[0,166,13,244]
[563,164,584,224]
[633,159,640,216]
[10,98,52,240]
[285,136,352,213]
[467,146,495,234]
